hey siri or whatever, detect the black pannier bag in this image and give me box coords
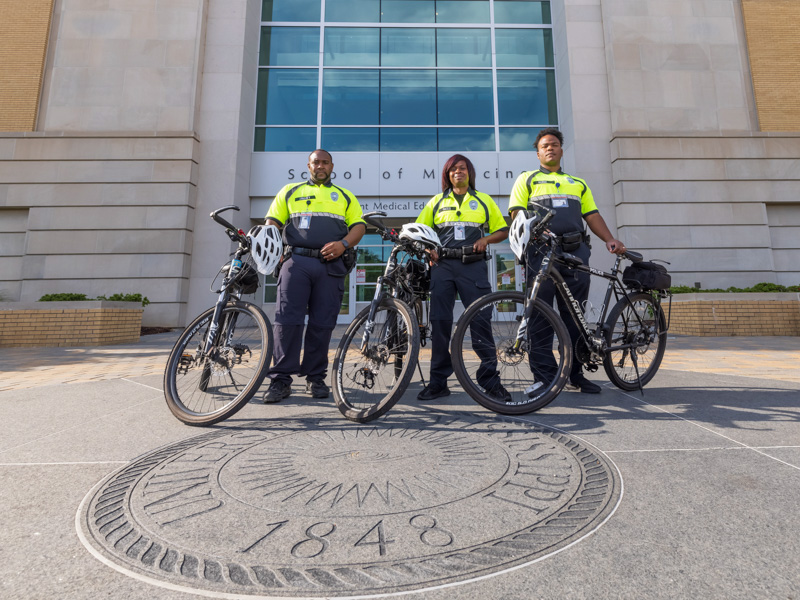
[622,261,671,291]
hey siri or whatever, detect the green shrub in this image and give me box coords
[38,292,150,306]
[670,283,800,294]
[38,293,90,302]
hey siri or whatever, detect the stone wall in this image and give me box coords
[669,293,800,336]
[0,301,143,347]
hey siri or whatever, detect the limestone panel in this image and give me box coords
[659,247,774,273]
[0,255,24,278]
[767,204,800,226]
[615,202,765,227]
[27,205,191,229]
[621,225,770,249]
[26,229,191,255]
[614,180,800,205]
[10,136,197,161]
[39,253,187,279]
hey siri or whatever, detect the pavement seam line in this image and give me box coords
[1,461,130,466]
[121,377,163,392]
[615,388,800,472]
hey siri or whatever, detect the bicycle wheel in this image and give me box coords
[333,297,420,423]
[451,291,571,415]
[603,292,667,391]
[164,300,273,426]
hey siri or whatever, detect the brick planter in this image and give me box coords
[0,301,144,348]
[669,293,800,336]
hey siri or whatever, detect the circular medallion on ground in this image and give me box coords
[79,411,620,597]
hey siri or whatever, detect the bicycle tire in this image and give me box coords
[451,291,571,415]
[164,300,273,426]
[333,297,420,423]
[603,292,667,391]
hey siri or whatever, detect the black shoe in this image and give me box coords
[307,378,329,399]
[263,380,291,403]
[417,383,450,401]
[486,383,512,403]
[569,374,601,394]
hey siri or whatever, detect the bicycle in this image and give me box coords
[332,212,440,423]
[163,206,277,426]
[450,208,671,415]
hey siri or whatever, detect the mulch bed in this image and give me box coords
[140,327,173,336]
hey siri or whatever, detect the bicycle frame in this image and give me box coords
[519,232,661,364]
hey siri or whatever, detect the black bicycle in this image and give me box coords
[451,209,670,415]
[164,206,273,426]
[332,212,438,422]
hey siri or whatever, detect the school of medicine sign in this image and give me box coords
[250,152,535,219]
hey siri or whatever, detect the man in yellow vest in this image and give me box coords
[262,149,366,403]
[509,128,626,393]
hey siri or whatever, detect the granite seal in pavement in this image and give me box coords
[78,411,620,597]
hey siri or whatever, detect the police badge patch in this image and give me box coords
[331,191,339,201]
[469,200,478,210]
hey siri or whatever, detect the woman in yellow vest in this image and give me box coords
[415,154,510,402]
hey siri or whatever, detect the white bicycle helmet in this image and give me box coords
[509,211,536,261]
[399,223,441,249]
[247,224,283,275]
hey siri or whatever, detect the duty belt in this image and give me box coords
[287,246,322,258]
[440,246,486,260]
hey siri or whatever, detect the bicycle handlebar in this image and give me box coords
[210,206,248,245]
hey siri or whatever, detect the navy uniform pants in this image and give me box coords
[429,258,499,390]
[268,254,345,385]
[525,243,591,381]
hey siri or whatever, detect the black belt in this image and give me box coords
[440,247,486,259]
[288,246,322,258]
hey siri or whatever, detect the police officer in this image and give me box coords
[416,154,510,402]
[263,149,366,403]
[509,128,626,394]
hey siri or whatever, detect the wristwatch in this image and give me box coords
[340,239,349,249]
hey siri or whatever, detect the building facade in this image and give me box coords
[1,0,798,326]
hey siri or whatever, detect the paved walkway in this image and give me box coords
[2,330,799,391]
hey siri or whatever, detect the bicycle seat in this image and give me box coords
[560,252,584,268]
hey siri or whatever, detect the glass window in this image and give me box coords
[380,127,437,151]
[499,127,537,151]
[324,28,379,66]
[436,0,489,23]
[436,29,491,68]
[438,128,495,151]
[436,70,493,125]
[262,0,320,22]
[322,69,379,124]
[254,127,317,151]
[256,69,318,125]
[494,0,551,25]
[326,0,379,22]
[381,0,435,22]
[495,28,553,68]
[381,29,435,67]
[497,70,557,125]
[322,128,379,151]
[260,27,319,66]
[381,70,436,125]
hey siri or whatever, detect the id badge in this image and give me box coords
[299,215,310,229]
[454,222,465,240]
[552,197,568,208]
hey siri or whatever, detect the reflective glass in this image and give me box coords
[494,0,551,24]
[322,128,379,151]
[381,0,434,22]
[436,29,491,67]
[381,29,435,67]
[259,27,319,66]
[499,127,538,151]
[326,0,380,22]
[380,70,436,125]
[324,28,379,66]
[438,128,495,151]
[256,69,318,125]
[436,70,493,125]
[495,28,553,68]
[497,70,557,125]
[262,0,320,22]
[254,127,317,151]
[380,127,437,151]
[322,70,379,124]
[436,0,489,23]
